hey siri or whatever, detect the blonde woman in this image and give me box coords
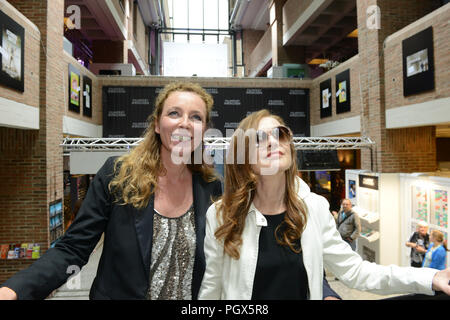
[199,109,450,300]
[0,82,222,300]
[422,230,448,270]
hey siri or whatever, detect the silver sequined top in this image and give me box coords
[147,205,196,300]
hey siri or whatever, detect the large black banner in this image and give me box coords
[103,86,310,138]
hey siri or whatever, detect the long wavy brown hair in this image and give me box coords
[214,109,308,259]
[108,82,218,209]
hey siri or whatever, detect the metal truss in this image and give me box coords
[292,136,375,150]
[62,136,375,151]
[61,138,142,151]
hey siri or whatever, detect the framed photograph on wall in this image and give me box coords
[83,75,92,118]
[0,10,25,92]
[335,69,351,114]
[320,79,332,118]
[402,26,434,96]
[68,64,81,113]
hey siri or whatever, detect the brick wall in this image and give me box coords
[0,1,40,108]
[309,55,361,127]
[92,40,125,63]
[63,52,102,126]
[382,126,436,173]
[357,0,439,173]
[0,0,65,284]
[0,128,44,281]
[97,75,312,89]
[384,4,450,110]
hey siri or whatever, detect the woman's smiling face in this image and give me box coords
[155,91,207,160]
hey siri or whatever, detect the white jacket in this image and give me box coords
[199,177,438,300]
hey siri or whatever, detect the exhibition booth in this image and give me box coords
[346,170,450,267]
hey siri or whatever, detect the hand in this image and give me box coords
[0,287,18,300]
[324,296,340,300]
[431,268,450,295]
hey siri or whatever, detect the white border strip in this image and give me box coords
[311,115,360,136]
[0,97,39,129]
[386,97,450,129]
[63,116,102,138]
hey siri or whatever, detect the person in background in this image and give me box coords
[405,221,430,268]
[335,199,361,251]
[198,109,450,300]
[422,230,448,271]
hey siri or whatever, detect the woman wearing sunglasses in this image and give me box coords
[199,109,450,300]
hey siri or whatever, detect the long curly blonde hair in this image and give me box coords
[108,82,218,209]
[214,109,308,259]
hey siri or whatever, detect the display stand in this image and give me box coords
[399,173,450,268]
[345,170,401,266]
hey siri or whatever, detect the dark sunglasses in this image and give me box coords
[256,125,292,146]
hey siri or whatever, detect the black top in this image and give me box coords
[251,212,308,300]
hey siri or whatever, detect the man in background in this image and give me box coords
[334,199,361,251]
[405,221,430,268]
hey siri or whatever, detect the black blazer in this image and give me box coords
[2,157,222,300]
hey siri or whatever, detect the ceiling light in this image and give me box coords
[347,29,358,38]
[308,59,329,65]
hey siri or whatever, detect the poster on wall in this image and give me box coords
[335,69,350,114]
[349,180,356,199]
[412,185,428,222]
[102,86,310,138]
[320,79,332,118]
[402,26,434,96]
[83,75,92,118]
[68,64,81,113]
[0,10,25,92]
[430,189,448,229]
